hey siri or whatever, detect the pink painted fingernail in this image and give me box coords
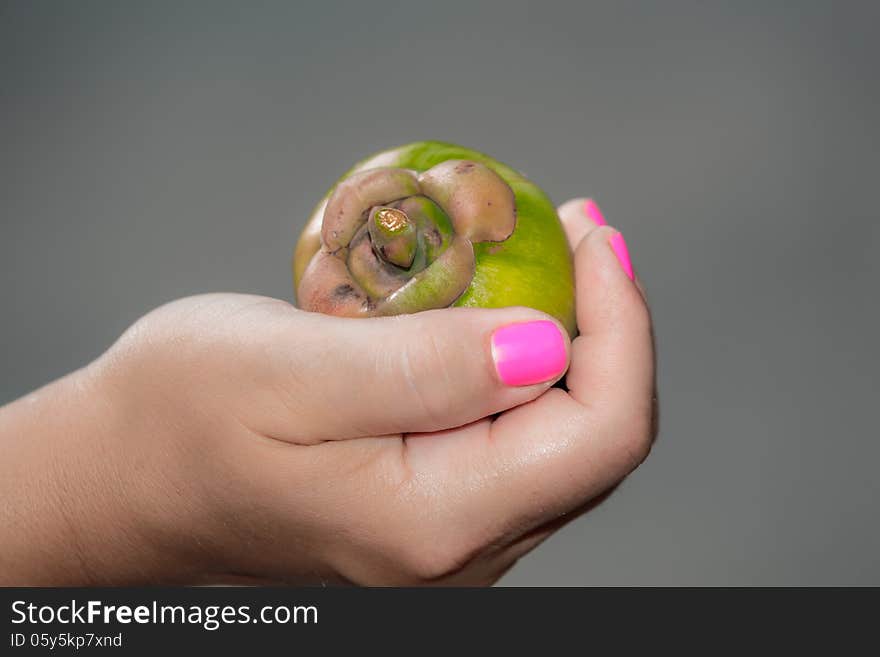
[584,199,607,226]
[609,232,634,280]
[491,320,567,386]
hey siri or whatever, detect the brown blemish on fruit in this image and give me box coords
[333,283,359,299]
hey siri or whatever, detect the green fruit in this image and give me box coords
[293,141,576,337]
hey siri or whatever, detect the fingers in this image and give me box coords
[566,226,650,417]
[557,197,607,249]
[410,202,655,545]
[559,198,647,300]
[250,305,571,443]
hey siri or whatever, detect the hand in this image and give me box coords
[0,199,656,585]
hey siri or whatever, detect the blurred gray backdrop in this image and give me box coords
[2,1,878,585]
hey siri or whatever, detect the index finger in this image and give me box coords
[414,202,657,542]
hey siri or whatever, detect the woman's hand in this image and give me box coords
[0,199,656,586]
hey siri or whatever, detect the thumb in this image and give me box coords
[256,306,571,443]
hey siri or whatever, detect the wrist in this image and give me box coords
[81,353,221,584]
[0,359,208,584]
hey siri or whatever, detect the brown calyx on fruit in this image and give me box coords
[297,160,516,317]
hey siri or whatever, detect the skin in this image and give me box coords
[294,142,577,336]
[0,199,656,586]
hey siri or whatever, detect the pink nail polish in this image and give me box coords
[491,320,567,386]
[584,199,607,226]
[609,232,634,280]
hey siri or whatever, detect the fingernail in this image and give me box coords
[491,320,567,386]
[583,199,607,226]
[609,232,634,280]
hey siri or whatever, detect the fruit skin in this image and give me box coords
[293,141,576,337]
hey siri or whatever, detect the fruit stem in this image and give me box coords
[369,207,417,269]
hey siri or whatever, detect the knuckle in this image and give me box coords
[398,329,455,427]
[399,537,470,582]
[617,402,656,471]
[393,517,477,582]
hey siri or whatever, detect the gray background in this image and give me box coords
[2,1,878,585]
